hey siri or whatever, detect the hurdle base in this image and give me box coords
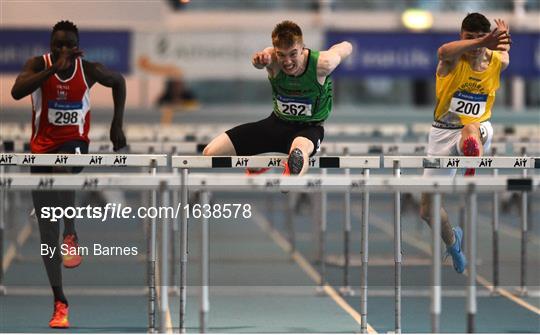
[199,311,207,333]
[467,313,475,333]
[338,286,355,297]
[431,313,440,333]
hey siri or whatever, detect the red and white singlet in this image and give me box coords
[30,53,91,153]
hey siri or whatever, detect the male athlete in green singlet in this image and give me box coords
[203,20,352,175]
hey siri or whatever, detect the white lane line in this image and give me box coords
[361,206,540,316]
[3,222,32,273]
[253,208,378,334]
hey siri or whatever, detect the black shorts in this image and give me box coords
[225,113,324,156]
[30,140,89,174]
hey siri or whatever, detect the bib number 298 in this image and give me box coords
[54,111,79,125]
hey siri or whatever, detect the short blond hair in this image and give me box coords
[271,20,303,48]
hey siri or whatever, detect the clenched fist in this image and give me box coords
[252,51,272,69]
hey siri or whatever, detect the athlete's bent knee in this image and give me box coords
[202,145,218,156]
[202,145,211,156]
[462,123,480,138]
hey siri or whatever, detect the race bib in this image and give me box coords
[48,101,83,126]
[449,92,487,118]
[276,96,312,117]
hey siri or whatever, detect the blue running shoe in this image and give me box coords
[445,227,467,273]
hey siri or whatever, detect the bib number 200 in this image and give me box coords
[54,111,79,125]
[455,101,480,116]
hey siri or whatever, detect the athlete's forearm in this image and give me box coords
[11,67,56,100]
[328,41,353,60]
[438,38,483,61]
[110,76,126,127]
[318,42,353,76]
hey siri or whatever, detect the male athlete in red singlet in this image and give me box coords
[11,20,126,328]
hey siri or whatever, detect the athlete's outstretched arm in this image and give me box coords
[437,21,511,76]
[11,57,50,100]
[317,41,353,77]
[252,47,279,76]
[11,49,83,100]
[252,47,274,69]
[85,62,127,151]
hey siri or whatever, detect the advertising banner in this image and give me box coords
[325,31,540,78]
[0,29,131,73]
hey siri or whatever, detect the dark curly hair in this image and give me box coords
[52,20,79,41]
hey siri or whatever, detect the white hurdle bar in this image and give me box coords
[0,153,167,333]
[7,139,540,156]
[1,173,538,192]
[0,153,167,167]
[172,155,380,169]
[383,156,539,169]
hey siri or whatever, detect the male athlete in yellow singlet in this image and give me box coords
[420,13,511,273]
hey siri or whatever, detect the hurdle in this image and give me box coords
[0,153,168,333]
[383,155,539,333]
[2,151,539,332]
[1,169,539,333]
[171,155,380,333]
[173,154,539,333]
[3,138,525,306]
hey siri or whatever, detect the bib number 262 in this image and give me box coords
[278,102,312,116]
[282,104,305,116]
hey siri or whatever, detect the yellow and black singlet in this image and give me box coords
[433,51,503,127]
